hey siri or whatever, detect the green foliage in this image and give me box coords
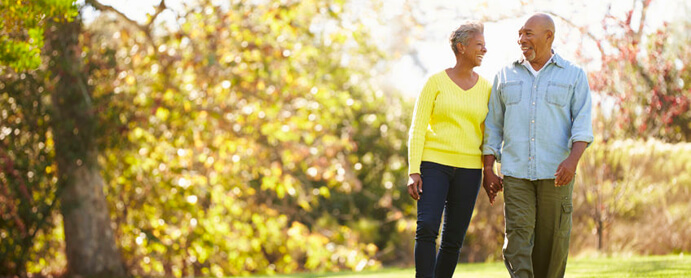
[573,138,691,253]
[0,0,78,71]
[3,0,690,276]
[75,0,408,275]
[0,71,64,274]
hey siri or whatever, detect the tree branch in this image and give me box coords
[85,0,166,47]
[147,0,168,30]
[545,11,606,59]
[634,0,650,43]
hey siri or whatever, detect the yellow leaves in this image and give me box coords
[298,200,311,211]
[183,101,191,112]
[59,0,418,275]
[276,183,285,199]
[162,89,175,102]
[125,75,136,85]
[229,203,242,216]
[287,221,306,237]
[396,219,410,233]
[329,32,347,45]
[155,107,169,121]
[365,243,378,256]
[132,127,144,139]
[319,186,330,198]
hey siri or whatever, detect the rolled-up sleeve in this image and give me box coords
[568,68,594,149]
[482,74,504,162]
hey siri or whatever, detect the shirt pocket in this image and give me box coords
[546,81,572,107]
[501,81,522,105]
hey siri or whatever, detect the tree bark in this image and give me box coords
[45,17,125,277]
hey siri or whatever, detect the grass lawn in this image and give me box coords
[248,254,690,277]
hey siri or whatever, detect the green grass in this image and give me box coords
[247,254,691,277]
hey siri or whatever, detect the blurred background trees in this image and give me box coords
[0,0,77,70]
[567,0,691,254]
[0,0,689,277]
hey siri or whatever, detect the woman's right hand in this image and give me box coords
[407,174,423,200]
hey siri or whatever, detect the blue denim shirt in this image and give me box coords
[483,52,593,180]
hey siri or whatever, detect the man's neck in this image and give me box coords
[528,51,553,71]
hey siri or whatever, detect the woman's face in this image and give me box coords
[460,33,487,67]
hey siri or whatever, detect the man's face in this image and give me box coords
[517,19,550,62]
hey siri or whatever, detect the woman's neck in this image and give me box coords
[449,61,475,79]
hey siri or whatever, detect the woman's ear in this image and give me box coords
[457,42,465,54]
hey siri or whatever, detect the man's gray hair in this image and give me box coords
[449,21,484,54]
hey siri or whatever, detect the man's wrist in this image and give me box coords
[565,154,580,163]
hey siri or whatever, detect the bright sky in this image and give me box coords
[378,0,688,98]
[81,0,688,98]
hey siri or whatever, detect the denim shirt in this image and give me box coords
[483,52,593,180]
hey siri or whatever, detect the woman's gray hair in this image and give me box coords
[449,21,484,54]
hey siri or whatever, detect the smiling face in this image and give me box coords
[518,15,554,63]
[468,33,487,67]
[458,33,487,67]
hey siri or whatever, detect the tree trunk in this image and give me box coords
[45,17,125,277]
[597,218,603,251]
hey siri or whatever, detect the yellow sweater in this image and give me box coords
[408,71,491,175]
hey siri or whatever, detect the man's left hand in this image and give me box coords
[554,157,577,186]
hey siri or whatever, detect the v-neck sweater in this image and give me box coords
[408,70,492,175]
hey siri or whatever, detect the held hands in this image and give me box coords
[554,157,577,186]
[407,174,423,200]
[482,170,503,205]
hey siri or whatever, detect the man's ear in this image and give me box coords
[546,30,554,43]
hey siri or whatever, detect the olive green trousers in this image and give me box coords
[502,176,574,278]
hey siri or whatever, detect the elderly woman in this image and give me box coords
[406,21,493,278]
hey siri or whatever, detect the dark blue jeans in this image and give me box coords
[415,161,482,278]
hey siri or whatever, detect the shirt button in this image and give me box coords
[532,102,536,105]
[532,138,535,141]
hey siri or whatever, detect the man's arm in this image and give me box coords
[482,155,503,204]
[482,74,505,162]
[482,74,505,204]
[554,141,587,186]
[555,68,593,186]
[567,68,594,149]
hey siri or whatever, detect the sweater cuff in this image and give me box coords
[408,163,421,176]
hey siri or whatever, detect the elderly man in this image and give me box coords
[482,13,593,278]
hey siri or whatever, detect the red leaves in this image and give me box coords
[582,6,690,141]
[625,10,633,26]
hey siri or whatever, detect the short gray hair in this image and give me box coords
[449,21,484,54]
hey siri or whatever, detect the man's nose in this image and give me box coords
[518,34,525,44]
